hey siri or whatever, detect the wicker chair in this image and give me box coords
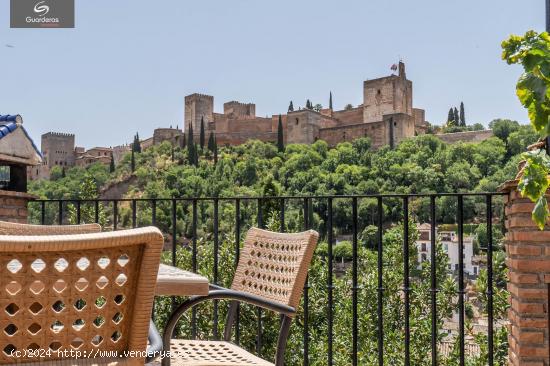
[0,227,164,365]
[0,221,101,235]
[161,227,319,366]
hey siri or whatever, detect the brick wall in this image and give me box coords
[501,180,550,365]
[0,190,35,223]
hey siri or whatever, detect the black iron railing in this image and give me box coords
[30,192,507,366]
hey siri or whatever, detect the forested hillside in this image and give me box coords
[27,119,534,365]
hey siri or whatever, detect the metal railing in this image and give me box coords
[30,192,507,366]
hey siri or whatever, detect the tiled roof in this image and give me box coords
[0,114,42,159]
[0,115,20,139]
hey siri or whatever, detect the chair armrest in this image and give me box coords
[161,287,296,366]
[146,319,163,363]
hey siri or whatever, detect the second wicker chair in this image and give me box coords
[162,227,319,366]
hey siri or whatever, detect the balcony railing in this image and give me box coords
[29,192,507,366]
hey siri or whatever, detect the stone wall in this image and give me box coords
[435,130,493,144]
[41,132,75,167]
[215,131,277,146]
[286,110,321,144]
[223,101,256,118]
[332,107,364,125]
[184,93,214,132]
[153,128,184,146]
[318,113,414,149]
[363,65,412,124]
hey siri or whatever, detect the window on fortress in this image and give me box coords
[295,118,299,125]
[377,89,381,95]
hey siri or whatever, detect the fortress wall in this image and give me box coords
[435,130,493,144]
[226,117,273,133]
[319,120,386,147]
[332,107,364,125]
[215,131,277,146]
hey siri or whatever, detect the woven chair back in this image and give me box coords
[231,228,319,310]
[0,227,163,365]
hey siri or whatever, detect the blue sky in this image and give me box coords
[0,0,543,148]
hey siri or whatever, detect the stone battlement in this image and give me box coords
[185,93,214,101]
[43,132,75,138]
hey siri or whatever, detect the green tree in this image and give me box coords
[213,136,218,164]
[344,103,353,111]
[109,155,115,173]
[489,119,520,142]
[453,107,460,126]
[329,91,333,110]
[208,131,215,152]
[187,123,194,148]
[447,108,455,125]
[131,148,135,172]
[313,103,322,112]
[67,172,107,226]
[288,101,294,112]
[459,102,466,126]
[49,166,63,181]
[200,117,205,150]
[277,115,284,153]
[133,132,142,153]
[193,143,199,166]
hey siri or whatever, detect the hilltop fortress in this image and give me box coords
[29,62,494,181]
[186,62,428,148]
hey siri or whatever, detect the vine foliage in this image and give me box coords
[502,31,550,229]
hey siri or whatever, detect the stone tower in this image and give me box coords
[184,93,214,132]
[363,61,413,123]
[41,132,75,168]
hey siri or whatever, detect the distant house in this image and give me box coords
[416,223,479,277]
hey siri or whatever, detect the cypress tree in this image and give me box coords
[134,133,141,153]
[182,133,187,149]
[109,155,115,173]
[213,137,218,164]
[200,117,205,150]
[208,131,215,152]
[459,102,466,126]
[187,123,194,148]
[306,99,311,109]
[187,136,195,165]
[277,114,284,153]
[61,167,66,178]
[194,143,199,166]
[288,101,294,112]
[329,91,333,110]
[131,149,135,172]
[453,107,459,126]
[447,108,455,125]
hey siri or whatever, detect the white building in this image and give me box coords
[416,223,479,277]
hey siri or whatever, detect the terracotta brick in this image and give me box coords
[507,202,536,215]
[517,345,548,357]
[515,316,548,329]
[514,230,550,243]
[509,272,540,285]
[507,244,542,256]
[511,299,545,314]
[508,216,546,229]
[517,331,544,345]
[508,259,550,272]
